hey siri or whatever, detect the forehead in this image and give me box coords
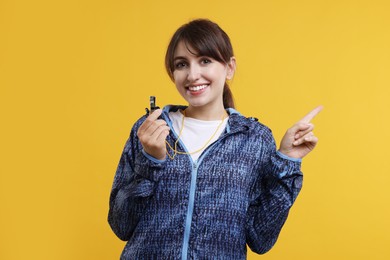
[174,41,199,58]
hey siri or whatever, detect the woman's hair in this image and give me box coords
[165,19,235,109]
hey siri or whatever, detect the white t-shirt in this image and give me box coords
[168,110,229,162]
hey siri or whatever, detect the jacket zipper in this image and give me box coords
[180,134,232,260]
[181,162,198,260]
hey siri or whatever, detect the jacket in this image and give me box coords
[108,105,303,259]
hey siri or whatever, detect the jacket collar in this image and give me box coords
[161,105,251,134]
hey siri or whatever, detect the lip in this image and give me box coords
[186,84,209,96]
[185,83,210,90]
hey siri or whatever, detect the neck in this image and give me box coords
[184,105,227,121]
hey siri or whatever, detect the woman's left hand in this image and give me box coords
[279,106,323,159]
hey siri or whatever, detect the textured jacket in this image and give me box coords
[108,105,303,259]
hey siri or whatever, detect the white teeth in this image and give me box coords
[188,84,208,91]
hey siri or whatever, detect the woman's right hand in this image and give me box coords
[137,109,170,160]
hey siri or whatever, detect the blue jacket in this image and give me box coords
[108,105,303,259]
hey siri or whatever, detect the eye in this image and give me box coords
[174,61,187,69]
[201,58,212,64]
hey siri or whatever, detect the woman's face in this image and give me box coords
[172,41,235,112]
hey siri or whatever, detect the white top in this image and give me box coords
[168,110,229,162]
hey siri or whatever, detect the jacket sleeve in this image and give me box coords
[246,128,303,254]
[108,118,166,241]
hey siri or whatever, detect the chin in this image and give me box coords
[186,98,210,108]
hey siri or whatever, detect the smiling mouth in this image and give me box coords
[187,84,209,92]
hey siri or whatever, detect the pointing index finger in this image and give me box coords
[299,105,323,123]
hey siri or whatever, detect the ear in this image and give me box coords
[226,57,236,80]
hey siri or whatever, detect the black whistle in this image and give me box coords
[145,96,160,115]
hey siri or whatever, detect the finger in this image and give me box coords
[295,124,314,139]
[147,108,163,121]
[156,129,170,143]
[142,109,163,129]
[304,135,318,146]
[293,132,318,146]
[138,110,165,136]
[138,120,165,138]
[142,125,170,147]
[138,109,163,133]
[299,105,323,124]
[146,122,169,139]
[288,122,311,136]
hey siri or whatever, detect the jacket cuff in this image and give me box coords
[272,151,302,178]
[134,150,167,182]
[141,149,167,164]
[276,150,302,163]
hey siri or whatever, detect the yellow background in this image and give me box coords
[1,0,389,259]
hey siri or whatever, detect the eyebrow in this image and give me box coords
[174,54,211,61]
[173,56,188,61]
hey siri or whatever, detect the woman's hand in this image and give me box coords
[137,109,170,160]
[279,106,323,159]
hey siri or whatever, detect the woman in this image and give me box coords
[108,18,322,259]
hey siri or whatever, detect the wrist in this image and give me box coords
[142,149,166,162]
[276,149,302,161]
[277,150,302,162]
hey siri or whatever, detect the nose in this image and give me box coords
[187,64,201,82]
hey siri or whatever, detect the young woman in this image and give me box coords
[108,19,322,259]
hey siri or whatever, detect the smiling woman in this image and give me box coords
[108,18,322,259]
[170,40,236,119]
[165,19,236,112]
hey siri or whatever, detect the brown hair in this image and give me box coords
[165,19,235,108]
